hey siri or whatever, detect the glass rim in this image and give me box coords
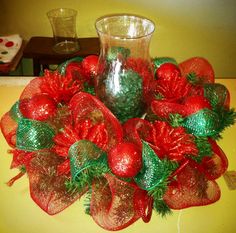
[47,8,77,18]
[95,13,155,40]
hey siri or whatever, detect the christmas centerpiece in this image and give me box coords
[1,14,236,231]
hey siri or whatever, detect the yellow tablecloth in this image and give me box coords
[0,78,235,233]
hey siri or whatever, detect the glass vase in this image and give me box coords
[47,8,79,54]
[95,14,155,123]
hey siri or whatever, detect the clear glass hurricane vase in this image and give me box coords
[95,14,155,123]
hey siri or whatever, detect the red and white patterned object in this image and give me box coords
[0,34,22,63]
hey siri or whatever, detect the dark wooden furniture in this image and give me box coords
[23,37,100,76]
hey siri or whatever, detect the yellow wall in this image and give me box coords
[0,0,236,77]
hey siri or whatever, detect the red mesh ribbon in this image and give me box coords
[0,112,17,147]
[25,151,82,215]
[199,140,228,180]
[90,174,152,231]
[20,77,43,99]
[179,57,215,83]
[123,118,198,162]
[151,100,186,118]
[69,92,123,151]
[123,118,153,149]
[163,162,221,209]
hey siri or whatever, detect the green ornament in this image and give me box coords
[9,101,23,122]
[183,109,220,136]
[104,69,143,123]
[16,118,55,151]
[134,141,178,191]
[107,46,130,62]
[152,57,178,70]
[69,140,108,182]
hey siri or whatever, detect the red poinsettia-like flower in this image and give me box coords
[152,75,192,101]
[40,70,84,103]
[53,119,108,175]
[149,121,198,161]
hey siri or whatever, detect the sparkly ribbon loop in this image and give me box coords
[134,141,177,191]
[203,83,230,109]
[90,173,151,231]
[135,141,164,190]
[183,108,220,137]
[69,140,107,182]
[16,118,55,151]
[9,101,23,123]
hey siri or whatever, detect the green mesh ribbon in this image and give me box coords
[107,46,130,62]
[183,109,220,136]
[204,83,228,110]
[152,57,178,70]
[69,140,108,182]
[16,118,55,151]
[134,141,177,191]
[57,56,83,75]
[9,101,23,122]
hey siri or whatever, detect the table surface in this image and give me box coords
[0,77,236,233]
[23,37,100,76]
[23,37,100,60]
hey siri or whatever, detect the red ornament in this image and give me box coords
[183,95,211,116]
[19,93,57,121]
[81,55,99,79]
[155,63,181,81]
[65,62,86,82]
[108,142,142,178]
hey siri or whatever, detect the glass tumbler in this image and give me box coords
[47,8,79,54]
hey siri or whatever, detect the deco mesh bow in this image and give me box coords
[1,54,236,231]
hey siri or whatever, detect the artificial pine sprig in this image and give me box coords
[84,188,92,215]
[186,72,199,85]
[192,136,213,163]
[147,158,178,217]
[65,160,111,214]
[169,113,184,127]
[212,107,236,140]
[187,72,206,85]
[155,93,164,100]
[84,82,95,95]
[66,160,111,194]
[136,142,178,216]
[152,199,172,217]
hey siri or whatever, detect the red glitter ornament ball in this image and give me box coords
[20,93,57,121]
[81,55,99,78]
[155,63,181,81]
[108,142,142,178]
